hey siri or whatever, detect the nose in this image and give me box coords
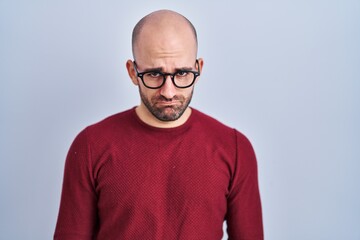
[159,75,177,99]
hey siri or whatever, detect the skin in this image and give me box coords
[126,10,204,128]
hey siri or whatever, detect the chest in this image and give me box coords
[93,136,232,212]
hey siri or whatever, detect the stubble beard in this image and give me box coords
[139,88,194,122]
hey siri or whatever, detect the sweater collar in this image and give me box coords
[131,106,196,135]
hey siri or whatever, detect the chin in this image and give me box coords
[154,108,184,122]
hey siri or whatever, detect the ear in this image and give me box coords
[197,58,204,73]
[195,58,204,83]
[126,60,139,86]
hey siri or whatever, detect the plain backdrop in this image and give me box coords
[1,0,359,239]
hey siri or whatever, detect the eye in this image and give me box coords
[146,72,162,78]
[176,71,189,77]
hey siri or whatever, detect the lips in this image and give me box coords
[156,97,181,105]
[156,102,180,108]
[153,96,184,108]
[157,100,179,104]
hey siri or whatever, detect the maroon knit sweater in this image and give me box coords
[54,108,263,240]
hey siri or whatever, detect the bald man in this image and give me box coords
[54,10,263,240]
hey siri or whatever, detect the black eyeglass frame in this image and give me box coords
[133,60,200,89]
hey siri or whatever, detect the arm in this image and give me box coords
[226,130,264,240]
[54,129,98,240]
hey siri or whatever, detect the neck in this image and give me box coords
[135,104,192,128]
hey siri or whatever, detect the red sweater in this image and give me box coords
[54,108,263,240]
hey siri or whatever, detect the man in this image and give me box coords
[54,10,263,240]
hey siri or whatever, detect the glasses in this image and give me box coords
[133,60,200,89]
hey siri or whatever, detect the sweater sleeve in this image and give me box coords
[226,130,264,240]
[54,128,98,240]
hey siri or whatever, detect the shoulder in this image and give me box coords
[91,108,134,128]
[191,108,233,133]
[191,108,254,148]
[73,108,136,145]
[86,108,135,133]
[190,108,237,147]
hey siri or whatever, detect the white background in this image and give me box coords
[1,0,359,239]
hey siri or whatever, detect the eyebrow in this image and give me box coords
[141,67,163,72]
[142,66,194,73]
[175,67,193,71]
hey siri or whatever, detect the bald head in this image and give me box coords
[131,10,198,60]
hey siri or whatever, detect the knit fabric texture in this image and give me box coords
[54,108,263,240]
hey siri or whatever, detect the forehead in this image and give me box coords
[136,35,196,67]
[136,57,196,72]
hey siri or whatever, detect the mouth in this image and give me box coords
[157,101,180,107]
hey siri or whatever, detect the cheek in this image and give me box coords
[140,86,158,99]
[182,87,194,99]
[140,85,194,101]
[173,88,194,101]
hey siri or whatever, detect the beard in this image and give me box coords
[139,88,194,122]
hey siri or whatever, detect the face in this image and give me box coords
[137,70,195,121]
[127,13,203,124]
